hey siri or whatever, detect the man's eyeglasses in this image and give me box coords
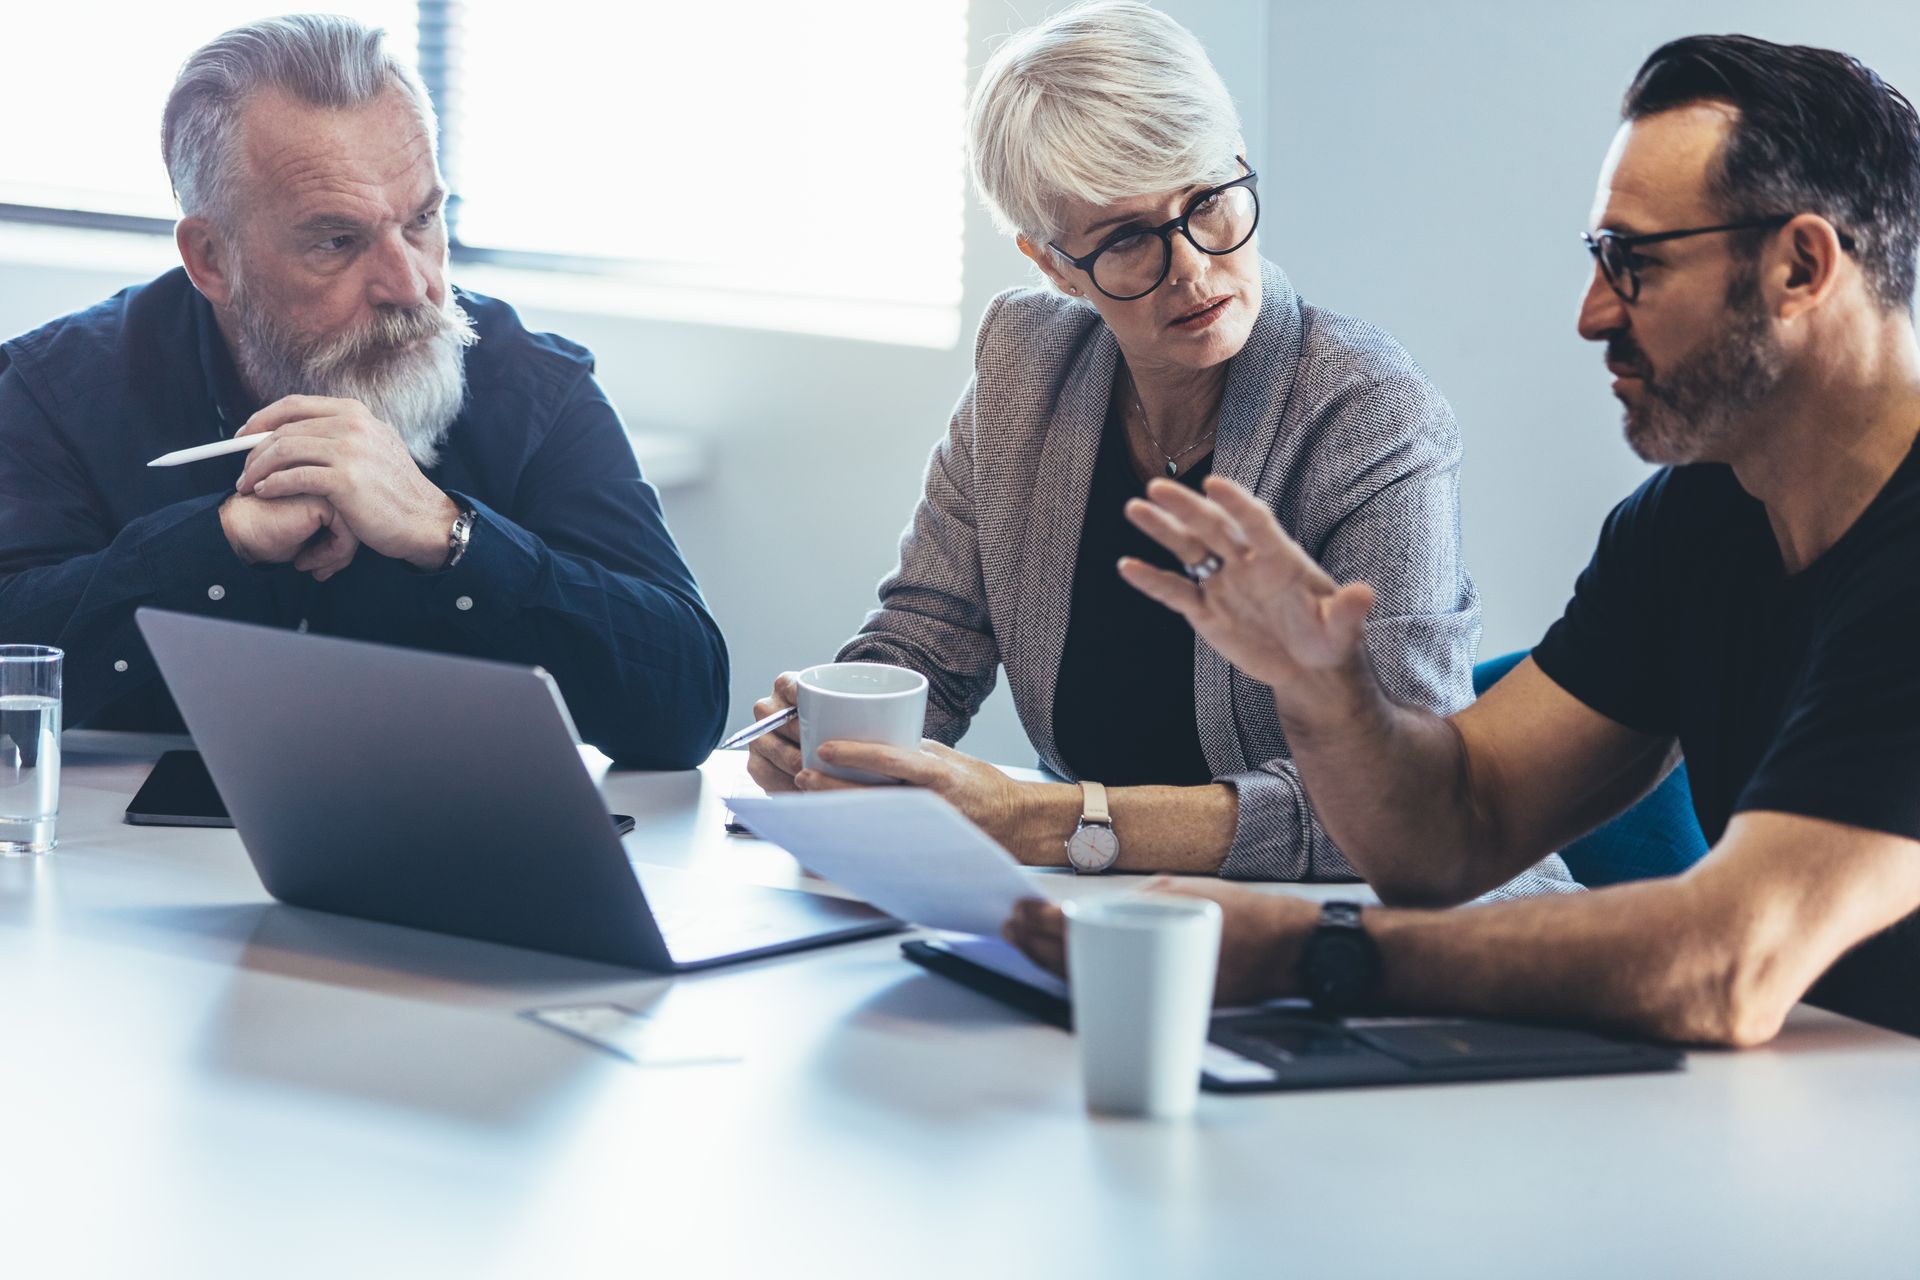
[1582,215,1855,303]
[1049,158,1260,302]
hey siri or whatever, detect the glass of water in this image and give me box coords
[0,646,62,856]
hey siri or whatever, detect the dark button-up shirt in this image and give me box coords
[0,267,728,767]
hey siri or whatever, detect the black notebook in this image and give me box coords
[903,936,1684,1093]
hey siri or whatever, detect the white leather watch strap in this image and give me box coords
[1079,780,1111,826]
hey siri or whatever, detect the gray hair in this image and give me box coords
[967,1,1243,246]
[161,13,437,223]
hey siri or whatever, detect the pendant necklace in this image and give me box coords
[1126,371,1216,477]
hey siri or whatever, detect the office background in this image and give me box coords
[1,0,1914,764]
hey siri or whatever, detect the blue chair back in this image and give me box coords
[1473,651,1708,886]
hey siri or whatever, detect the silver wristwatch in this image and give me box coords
[442,501,476,571]
[1064,780,1119,874]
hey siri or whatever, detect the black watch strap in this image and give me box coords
[1298,899,1382,1015]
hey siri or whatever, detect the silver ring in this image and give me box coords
[1184,553,1225,584]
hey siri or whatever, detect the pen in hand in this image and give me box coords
[146,433,272,468]
[717,705,797,752]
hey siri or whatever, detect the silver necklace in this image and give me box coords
[1125,371,1216,477]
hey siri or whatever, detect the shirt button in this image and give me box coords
[455,595,474,612]
[113,659,129,673]
[207,584,226,601]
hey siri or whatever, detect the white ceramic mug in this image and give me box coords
[796,662,930,784]
[1063,894,1222,1118]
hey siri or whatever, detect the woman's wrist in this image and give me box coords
[1008,781,1084,866]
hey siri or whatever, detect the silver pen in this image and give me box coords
[716,705,796,751]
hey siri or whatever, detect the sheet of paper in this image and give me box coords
[576,743,613,787]
[524,1004,742,1068]
[941,935,1070,998]
[725,790,1043,937]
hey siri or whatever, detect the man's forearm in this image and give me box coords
[1,495,270,724]
[1364,874,1786,1045]
[1275,665,1498,905]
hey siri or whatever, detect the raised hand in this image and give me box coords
[1121,475,1376,714]
[232,395,458,571]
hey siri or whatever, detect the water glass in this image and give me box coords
[0,646,63,855]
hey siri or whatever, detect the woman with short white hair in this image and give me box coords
[751,2,1570,891]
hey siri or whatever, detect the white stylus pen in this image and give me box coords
[146,434,269,468]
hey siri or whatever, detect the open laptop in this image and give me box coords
[135,608,899,970]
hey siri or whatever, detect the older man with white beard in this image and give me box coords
[0,15,728,766]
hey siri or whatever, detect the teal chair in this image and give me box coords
[1473,651,1708,886]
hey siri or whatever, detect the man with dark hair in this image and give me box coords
[0,16,729,765]
[1001,34,1920,1042]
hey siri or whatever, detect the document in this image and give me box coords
[725,789,1044,937]
[525,1004,742,1068]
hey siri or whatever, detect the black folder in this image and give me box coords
[904,936,1684,1093]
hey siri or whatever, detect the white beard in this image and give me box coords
[228,275,479,469]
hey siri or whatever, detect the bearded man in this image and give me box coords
[0,15,727,766]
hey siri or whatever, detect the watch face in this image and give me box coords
[1065,823,1119,873]
[1307,933,1378,1009]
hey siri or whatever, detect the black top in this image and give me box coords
[1051,398,1214,786]
[0,268,728,766]
[1533,438,1920,1034]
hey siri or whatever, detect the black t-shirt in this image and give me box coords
[1051,400,1214,787]
[1533,437,1920,1033]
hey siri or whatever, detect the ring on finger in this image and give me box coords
[1183,553,1225,584]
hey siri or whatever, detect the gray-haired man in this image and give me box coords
[0,15,728,765]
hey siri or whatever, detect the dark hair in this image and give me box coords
[1623,34,1920,311]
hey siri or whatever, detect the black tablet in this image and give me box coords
[125,749,231,827]
[903,936,1685,1092]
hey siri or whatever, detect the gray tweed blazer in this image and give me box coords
[842,259,1572,892]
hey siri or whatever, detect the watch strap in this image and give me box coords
[1299,899,1382,1015]
[1078,779,1111,826]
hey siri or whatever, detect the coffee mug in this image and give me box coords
[796,662,930,784]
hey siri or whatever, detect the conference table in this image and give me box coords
[2,732,1913,1278]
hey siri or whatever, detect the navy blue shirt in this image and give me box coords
[0,268,728,767]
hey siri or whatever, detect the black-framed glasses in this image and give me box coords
[1049,158,1260,301]
[1582,214,1856,302]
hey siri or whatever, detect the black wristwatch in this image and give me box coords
[1297,901,1382,1015]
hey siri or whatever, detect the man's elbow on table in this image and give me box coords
[1632,871,1835,1049]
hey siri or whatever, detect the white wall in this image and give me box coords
[1263,0,1920,658]
[4,0,1916,764]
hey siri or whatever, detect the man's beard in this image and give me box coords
[1610,263,1785,466]
[228,268,479,469]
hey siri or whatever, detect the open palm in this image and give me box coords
[1120,475,1375,706]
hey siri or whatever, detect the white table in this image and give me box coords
[1,733,1913,1279]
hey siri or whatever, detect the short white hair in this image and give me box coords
[162,14,437,224]
[967,1,1243,245]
